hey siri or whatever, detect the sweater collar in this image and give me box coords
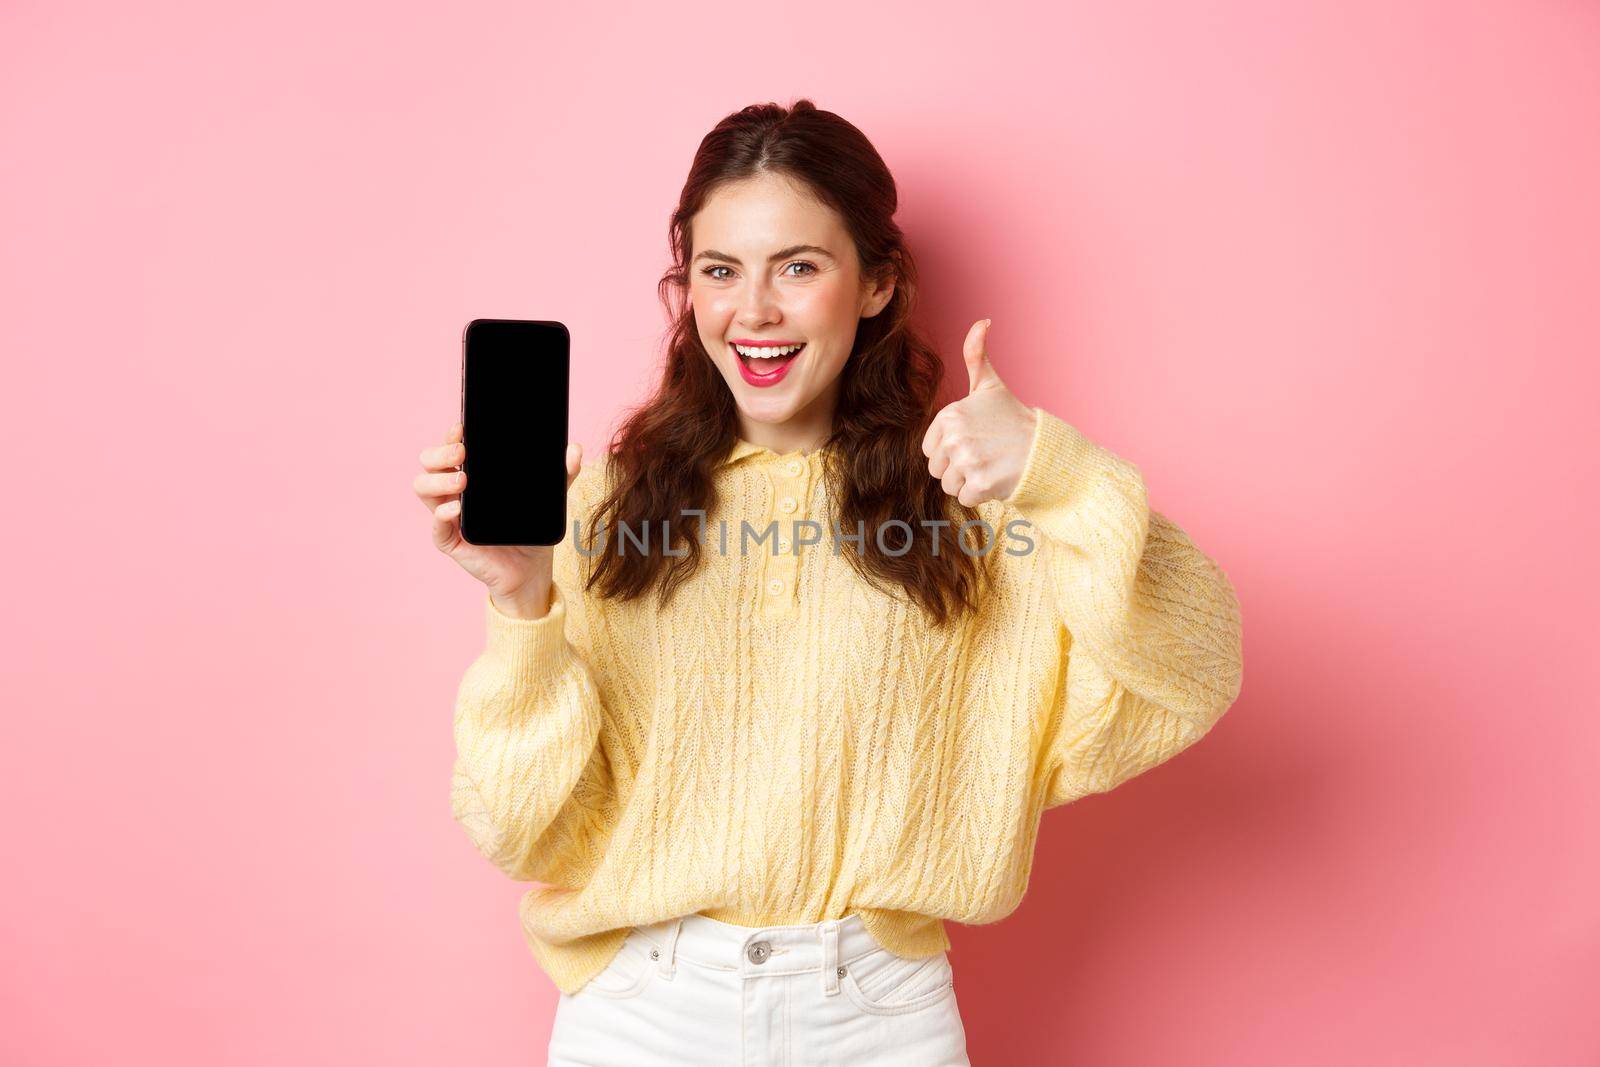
[718,437,833,470]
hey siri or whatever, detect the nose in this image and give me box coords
[735,275,781,329]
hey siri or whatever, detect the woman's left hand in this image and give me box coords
[922,319,1038,506]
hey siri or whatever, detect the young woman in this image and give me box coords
[414,99,1243,1066]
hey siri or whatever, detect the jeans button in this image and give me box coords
[747,940,771,964]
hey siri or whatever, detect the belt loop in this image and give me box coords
[658,917,682,978]
[820,919,840,996]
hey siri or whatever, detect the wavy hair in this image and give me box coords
[582,98,991,628]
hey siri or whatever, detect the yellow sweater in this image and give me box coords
[449,406,1244,996]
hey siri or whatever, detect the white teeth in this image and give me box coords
[734,343,803,359]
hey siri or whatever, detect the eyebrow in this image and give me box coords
[691,244,836,266]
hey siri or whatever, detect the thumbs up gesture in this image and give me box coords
[921,319,1038,507]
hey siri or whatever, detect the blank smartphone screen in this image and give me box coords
[459,319,569,546]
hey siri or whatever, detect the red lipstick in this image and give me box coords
[732,340,805,388]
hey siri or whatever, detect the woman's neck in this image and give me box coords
[735,385,837,456]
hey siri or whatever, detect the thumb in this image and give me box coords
[964,318,999,393]
[565,442,583,491]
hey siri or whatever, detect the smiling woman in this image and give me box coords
[431,97,1244,1067]
[689,178,892,438]
[584,104,991,625]
[694,214,876,419]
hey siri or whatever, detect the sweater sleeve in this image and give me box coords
[449,463,619,884]
[999,406,1244,809]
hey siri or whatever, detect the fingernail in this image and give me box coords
[983,318,992,328]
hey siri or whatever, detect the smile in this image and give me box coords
[734,342,804,387]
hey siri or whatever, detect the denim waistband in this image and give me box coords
[631,911,883,995]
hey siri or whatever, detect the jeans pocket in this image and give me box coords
[577,929,658,1000]
[838,946,955,1016]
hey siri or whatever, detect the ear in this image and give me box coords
[859,257,898,319]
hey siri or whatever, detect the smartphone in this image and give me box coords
[458,318,570,546]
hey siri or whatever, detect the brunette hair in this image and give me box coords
[582,98,990,628]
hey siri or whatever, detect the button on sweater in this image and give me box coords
[449,406,1244,996]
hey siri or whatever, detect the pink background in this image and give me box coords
[4,1,1597,1063]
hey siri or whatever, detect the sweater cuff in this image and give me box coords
[483,583,574,688]
[1001,406,1111,525]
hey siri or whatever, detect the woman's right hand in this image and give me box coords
[415,422,582,619]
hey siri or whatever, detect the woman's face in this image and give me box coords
[689,172,894,447]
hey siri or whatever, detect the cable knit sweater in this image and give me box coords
[449,406,1244,996]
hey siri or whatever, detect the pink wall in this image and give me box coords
[4,1,1596,1063]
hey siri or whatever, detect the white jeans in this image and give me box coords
[546,911,971,1066]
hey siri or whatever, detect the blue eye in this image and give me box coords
[699,261,817,280]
